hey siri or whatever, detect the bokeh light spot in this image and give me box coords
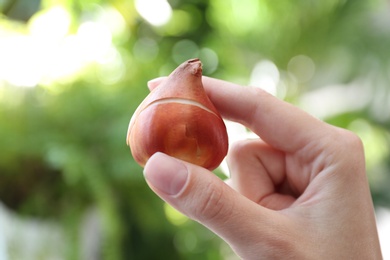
[133,38,159,62]
[135,0,172,26]
[164,203,188,226]
[288,55,315,83]
[77,21,113,63]
[173,230,198,253]
[249,60,280,96]
[29,6,71,41]
[198,48,219,75]
[207,0,269,36]
[172,39,199,64]
[96,47,125,85]
[162,9,192,36]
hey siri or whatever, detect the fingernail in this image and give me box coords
[144,152,188,196]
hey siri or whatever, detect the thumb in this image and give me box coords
[143,152,282,255]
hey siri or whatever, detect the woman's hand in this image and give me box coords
[143,76,383,259]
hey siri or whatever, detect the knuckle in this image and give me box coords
[346,132,364,150]
[331,128,366,174]
[336,128,364,151]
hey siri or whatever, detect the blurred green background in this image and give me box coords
[0,0,389,259]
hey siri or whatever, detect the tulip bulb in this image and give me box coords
[127,58,228,170]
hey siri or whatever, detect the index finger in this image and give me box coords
[201,77,330,153]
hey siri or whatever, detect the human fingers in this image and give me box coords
[227,139,296,210]
[143,152,292,259]
[201,76,331,153]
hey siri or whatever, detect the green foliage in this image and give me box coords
[0,0,390,259]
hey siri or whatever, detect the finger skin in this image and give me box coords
[202,76,332,153]
[227,139,296,210]
[144,76,383,259]
[144,153,296,259]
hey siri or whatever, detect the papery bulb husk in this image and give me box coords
[127,58,228,170]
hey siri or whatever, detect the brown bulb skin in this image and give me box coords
[127,58,228,170]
